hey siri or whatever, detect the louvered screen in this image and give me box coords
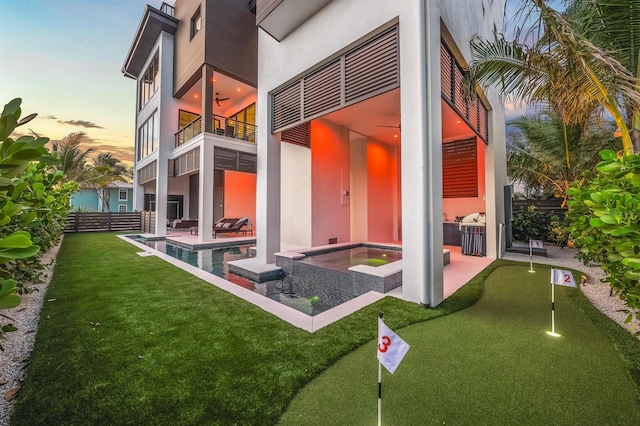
[138,161,157,184]
[442,137,478,198]
[345,26,399,103]
[441,40,490,144]
[272,81,302,132]
[304,59,341,119]
[281,122,310,147]
[440,43,453,101]
[214,147,257,173]
[174,147,200,176]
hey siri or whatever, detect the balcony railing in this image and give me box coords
[159,2,175,17]
[175,114,257,147]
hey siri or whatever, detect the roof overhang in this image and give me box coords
[122,5,178,79]
[256,0,331,41]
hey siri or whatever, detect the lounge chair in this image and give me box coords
[213,217,251,238]
[170,218,198,230]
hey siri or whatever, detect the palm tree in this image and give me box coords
[507,111,621,204]
[50,132,95,183]
[468,0,640,154]
[566,0,640,152]
[88,153,133,212]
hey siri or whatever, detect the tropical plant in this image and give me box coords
[51,132,95,183]
[567,150,640,321]
[507,111,620,203]
[567,0,640,153]
[90,152,132,211]
[0,98,75,350]
[512,205,552,241]
[468,0,640,154]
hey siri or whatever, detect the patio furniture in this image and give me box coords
[171,218,198,230]
[213,217,251,238]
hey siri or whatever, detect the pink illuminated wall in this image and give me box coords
[310,119,351,246]
[223,170,256,230]
[367,141,398,242]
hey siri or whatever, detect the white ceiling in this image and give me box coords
[181,76,477,145]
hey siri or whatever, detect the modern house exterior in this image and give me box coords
[122,0,258,230]
[123,0,507,308]
[71,182,134,212]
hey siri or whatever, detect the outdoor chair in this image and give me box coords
[213,217,251,238]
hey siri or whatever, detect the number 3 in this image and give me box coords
[379,335,391,353]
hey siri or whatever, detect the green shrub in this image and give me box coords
[512,205,554,242]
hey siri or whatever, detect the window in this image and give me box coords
[118,189,128,201]
[138,111,157,160]
[191,7,201,40]
[139,52,159,110]
[118,205,127,213]
[229,103,256,141]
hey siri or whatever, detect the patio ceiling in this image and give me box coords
[321,88,476,146]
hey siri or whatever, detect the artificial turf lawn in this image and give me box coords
[11,233,492,425]
[280,266,640,425]
[12,234,640,425]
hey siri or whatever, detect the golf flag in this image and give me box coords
[377,317,410,374]
[530,239,544,249]
[551,268,576,287]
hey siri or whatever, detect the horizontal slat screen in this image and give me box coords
[281,122,310,147]
[174,147,200,176]
[345,26,399,103]
[304,60,341,118]
[442,137,478,198]
[440,40,489,143]
[138,161,157,184]
[271,25,399,133]
[214,147,257,173]
[272,81,302,131]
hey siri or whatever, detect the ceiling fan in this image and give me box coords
[215,92,230,107]
[378,123,401,132]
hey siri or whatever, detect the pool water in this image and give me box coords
[303,246,402,269]
[128,236,334,316]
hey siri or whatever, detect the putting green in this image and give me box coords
[279,265,640,425]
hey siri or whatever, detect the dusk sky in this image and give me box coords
[1,0,562,165]
[0,0,166,164]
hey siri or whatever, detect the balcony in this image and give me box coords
[175,114,257,148]
[159,2,175,17]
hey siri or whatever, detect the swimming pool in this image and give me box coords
[126,236,334,316]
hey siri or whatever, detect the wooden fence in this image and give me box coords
[512,199,567,216]
[140,211,156,234]
[65,212,141,233]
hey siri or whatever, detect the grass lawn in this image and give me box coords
[11,233,491,425]
[280,266,640,425]
[10,233,640,424]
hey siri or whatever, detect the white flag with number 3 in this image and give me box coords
[377,318,410,374]
[551,269,576,287]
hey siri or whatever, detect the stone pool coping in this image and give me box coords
[119,235,389,332]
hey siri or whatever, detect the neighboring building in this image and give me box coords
[122,0,258,230]
[122,0,507,308]
[71,182,135,212]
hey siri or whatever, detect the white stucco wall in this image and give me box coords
[281,142,312,247]
[257,0,506,305]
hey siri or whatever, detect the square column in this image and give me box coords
[198,141,214,242]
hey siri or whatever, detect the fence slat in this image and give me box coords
[65,212,142,233]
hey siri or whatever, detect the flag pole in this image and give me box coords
[529,240,534,272]
[378,311,383,426]
[551,275,555,334]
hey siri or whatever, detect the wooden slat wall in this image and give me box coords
[66,212,141,233]
[442,137,478,198]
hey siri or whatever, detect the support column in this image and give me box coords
[202,64,214,134]
[198,141,214,242]
[399,0,443,306]
[155,160,169,237]
[256,131,281,264]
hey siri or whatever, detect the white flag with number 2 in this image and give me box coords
[377,318,410,374]
[551,269,576,287]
